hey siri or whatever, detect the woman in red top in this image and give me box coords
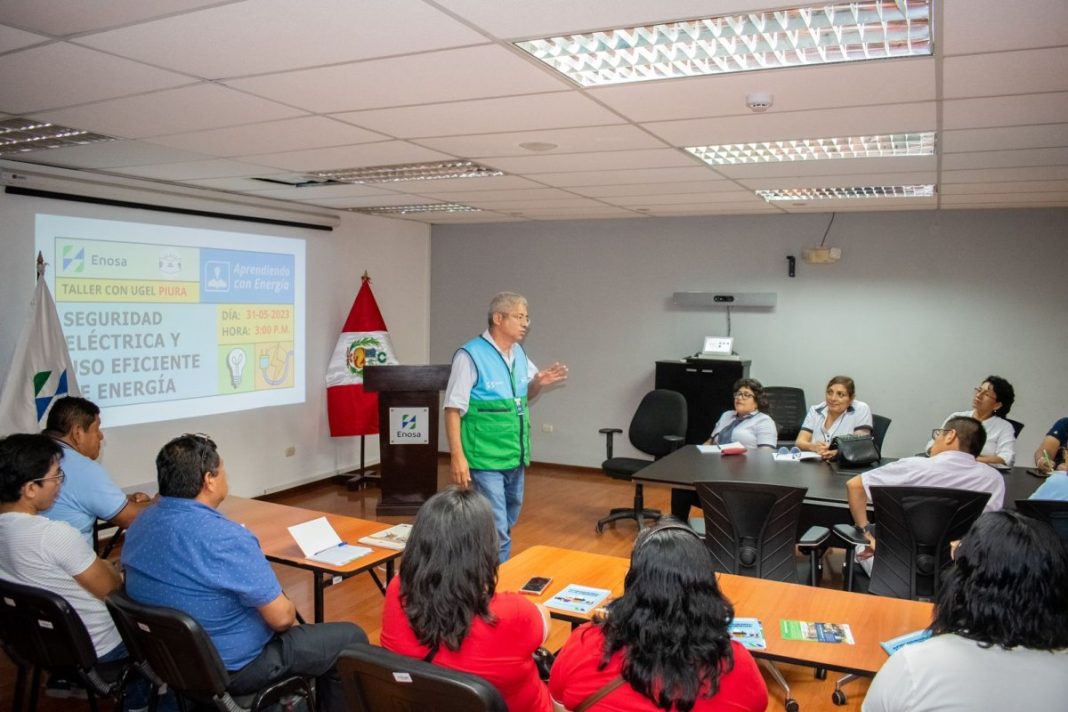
[549,520,767,712]
[380,486,552,712]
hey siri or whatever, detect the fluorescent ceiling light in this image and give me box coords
[757,185,935,201]
[315,160,503,184]
[687,131,935,165]
[353,203,480,215]
[0,117,115,155]
[515,0,932,87]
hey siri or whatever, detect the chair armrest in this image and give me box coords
[664,435,684,452]
[599,428,623,459]
[832,523,868,547]
[798,526,829,548]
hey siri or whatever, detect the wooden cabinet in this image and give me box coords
[655,359,751,444]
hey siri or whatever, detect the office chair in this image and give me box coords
[763,387,807,445]
[1015,499,1068,548]
[0,579,129,712]
[1007,418,1025,439]
[829,485,990,706]
[596,389,686,533]
[106,591,314,712]
[871,414,891,453]
[338,643,506,712]
[695,481,829,712]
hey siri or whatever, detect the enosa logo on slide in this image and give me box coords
[62,245,85,273]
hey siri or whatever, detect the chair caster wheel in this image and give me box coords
[785,698,800,712]
[595,523,604,534]
[832,689,847,706]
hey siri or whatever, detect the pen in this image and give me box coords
[1041,450,1054,471]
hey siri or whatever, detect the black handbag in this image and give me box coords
[831,434,880,467]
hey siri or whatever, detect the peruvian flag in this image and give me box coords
[325,273,398,436]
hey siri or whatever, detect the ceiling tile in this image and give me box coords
[943,47,1068,99]
[942,147,1068,170]
[943,92,1068,130]
[941,166,1068,183]
[588,58,935,123]
[462,196,608,210]
[245,142,453,172]
[226,45,568,114]
[384,175,545,194]
[940,179,1068,194]
[308,194,452,209]
[0,1,224,36]
[36,84,306,139]
[941,193,1068,206]
[407,187,576,202]
[74,0,486,78]
[110,159,273,181]
[534,166,716,187]
[242,183,397,200]
[145,117,387,157]
[942,124,1068,152]
[415,124,664,158]
[9,140,208,169]
[942,0,1068,55]
[572,180,732,197]
[181,176,299,192]
[0,43,192,114]
[604,191,760,207]
[0,23,47,52]
[332,93,625,138]
[485,148,696,174]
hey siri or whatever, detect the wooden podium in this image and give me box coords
[363,364,451,516]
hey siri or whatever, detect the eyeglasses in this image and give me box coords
[777,446,803,460]
[34,468,65,485]
[734,391,756,400]
[973,386,997,400]
[505,313,531,325]
[931,428,955,440]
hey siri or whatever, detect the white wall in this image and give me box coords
[0,188,430,496]
[431,209,1068,465]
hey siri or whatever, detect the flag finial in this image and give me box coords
[361,271,371,283]
[36,251,46,281]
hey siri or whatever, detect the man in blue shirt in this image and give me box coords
[42,397,152,545]
[122,434,365,712]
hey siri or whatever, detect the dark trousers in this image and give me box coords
[671,488,699,522]
[228,622,366,712]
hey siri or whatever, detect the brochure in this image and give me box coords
[779,619,855,644]
[728,617,767,650]
[773,450,820,462]
[357,523,412,551]
[287,516,372,566]
[544,584,611,615]
[698,442,745,454]
[880,628,933,656]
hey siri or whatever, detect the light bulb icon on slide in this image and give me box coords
[226,348,246,389]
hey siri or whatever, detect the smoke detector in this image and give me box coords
[746,92,774,112]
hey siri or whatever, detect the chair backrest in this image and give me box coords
[871,414,892,452]
[763,387,806,441]
[1015,499,1068,548]
[106,591,231,705]
[696,481,807,583]
[627,389,687,458]
[1006,418,1025,438]
[868,486,990,600]
[0,578,99,674]
[338,643,507,712]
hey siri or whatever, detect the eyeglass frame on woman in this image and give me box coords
[973,385,998,400]
[733,390,756,400]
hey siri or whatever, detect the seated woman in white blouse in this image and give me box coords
[670,379,777,520]
[795,375,873,461]
[926,375,1016,469]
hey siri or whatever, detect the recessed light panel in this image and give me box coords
[756,185,935,201]
[0,117,116,155]
[353,203,480,215]
[687,132,935,165]
[315,160,502,184]
[515,0,932,87]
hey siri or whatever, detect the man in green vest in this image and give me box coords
[444,292,568,562]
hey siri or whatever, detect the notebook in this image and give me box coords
[288,517,372,566]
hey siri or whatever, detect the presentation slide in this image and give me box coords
[35,214,305,427]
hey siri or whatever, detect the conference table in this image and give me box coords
[218,496,403,623]
[500,545,933,688]
[635,445,1046,529]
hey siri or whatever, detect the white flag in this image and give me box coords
[0,265,81,435]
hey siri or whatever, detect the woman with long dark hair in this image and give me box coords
[548,519,767,711]
[863,511,1068,711]
[380,486,552,712]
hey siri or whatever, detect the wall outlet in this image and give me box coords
[284,446,296,457]
[541,423,554,433]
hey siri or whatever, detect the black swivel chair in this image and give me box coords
[1007,418,1025,438]
[695,481,829,712]
[338,643,506,712]
[0,579,129,712]
[106,591,314,712]
[596,389,686,533]
[763,387,807,446]
[829,485,990,706]
[1015,499,1068,548]
[871,414,891,453]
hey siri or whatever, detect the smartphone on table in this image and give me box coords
[519,576,552,595]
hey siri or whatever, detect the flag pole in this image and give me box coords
[345,271,380,489]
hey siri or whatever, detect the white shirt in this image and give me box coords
[710,410,778,449]
[0,512,122,656]
[863,633,1068,712]
[861,450,1005,511]
[925,411,1016,468]
[443,330,538,416]
[799,400,873,444]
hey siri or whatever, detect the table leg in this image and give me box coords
[314,572,324,623]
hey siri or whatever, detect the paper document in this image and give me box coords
[288,516,371,566]
[698,442,744,454]
[729,618,767,650]
[357,523,412,550]
[544,584,611,614]
[773,451,820,462]
[780,619,855,644]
